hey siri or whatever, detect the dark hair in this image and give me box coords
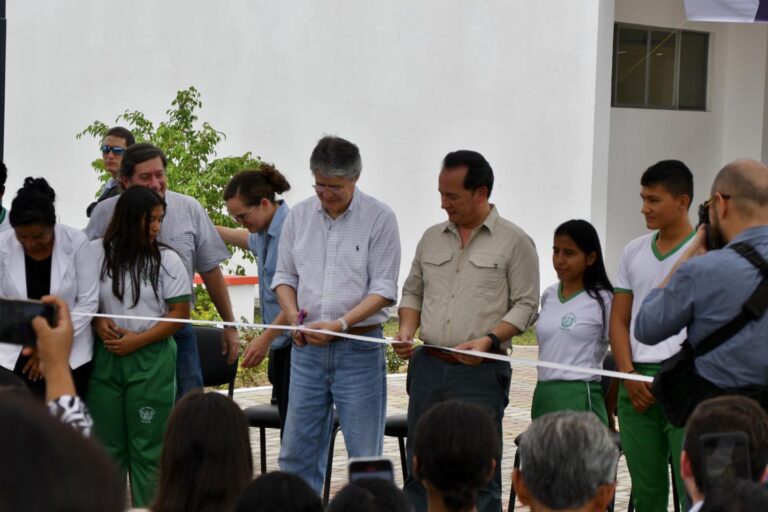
[700,479,768,512]
[328,478,411,512]
[309,136,362,179]
[0,393,125,512]
[554,220,614,327]
[414,401,499,512]
[101,186,166,307]
[120,143,167,178]
[684,396,768,491]
[154,391,253,512]
[0,161,7,189]
[105,126,136,147]
[442,150,494,198]
[234,471,322,512]
[223,164,291,205]
[640,160,694,207]
[9,177,56,227]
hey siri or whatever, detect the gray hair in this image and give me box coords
[518,411,619,510]
[309,136,362,179]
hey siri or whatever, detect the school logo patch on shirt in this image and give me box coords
[560,313,576,330]
[139,406,155,424]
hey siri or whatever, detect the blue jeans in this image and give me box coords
[174,323,203,400]
[278,328,387,493]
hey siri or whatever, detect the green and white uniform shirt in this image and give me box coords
[93,242,191,333]
[0,206,10,234]
[535,283,612,382]
[615,231,695,363]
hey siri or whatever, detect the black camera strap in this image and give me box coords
[694,242,768,358]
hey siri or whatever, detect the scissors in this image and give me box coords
[295,308,308,345]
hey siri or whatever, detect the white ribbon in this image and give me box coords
[72,312,654,383]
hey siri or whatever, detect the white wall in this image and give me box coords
[606,0,768,277]
[6,1,613,292]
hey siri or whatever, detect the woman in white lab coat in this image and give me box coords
[0,177,98,398]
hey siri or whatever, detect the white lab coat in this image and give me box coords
[0,223,99,369]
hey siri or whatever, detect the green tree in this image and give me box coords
[77,86,260,248]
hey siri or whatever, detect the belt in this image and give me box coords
[424,346,464,364]
[423,346,501,364]
[344,324,383,337]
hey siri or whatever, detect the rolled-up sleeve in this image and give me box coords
[191,201,231,273]
[272,208,299,291]
[366,209,401,303]
[502,235,540,331]
[635,264,694,344]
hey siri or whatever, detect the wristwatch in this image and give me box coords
[338,317,350,333]
[486,333,501,352]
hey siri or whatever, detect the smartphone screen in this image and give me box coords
[701,431,751,491]
[348,457,394,482]
[0,298,57,346]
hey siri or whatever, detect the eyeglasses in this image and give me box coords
[232,206,255,223]
[313,183,345,195]
[698,193,731,224]
[101,144,126,155]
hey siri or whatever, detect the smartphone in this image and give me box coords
[701,431,751,491]
[0,297,57,346]
[348,457,394,482]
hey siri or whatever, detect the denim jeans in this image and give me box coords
[173,323,203,400]
[278,328,387,493]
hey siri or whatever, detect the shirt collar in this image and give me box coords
[267,200,289,238]
[443,204,499,236]
[316,187,360,219]
[728,225,768,246]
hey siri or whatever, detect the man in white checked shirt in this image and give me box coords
[273,136,401,493]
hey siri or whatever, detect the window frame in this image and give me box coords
[611,22,709,111]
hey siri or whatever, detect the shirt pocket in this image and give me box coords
[169,233,195,273]
[467,252,507,298]
[421,251,453,291]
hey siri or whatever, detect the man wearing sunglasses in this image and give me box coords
[636,159,768,418]
[85,126,135,218]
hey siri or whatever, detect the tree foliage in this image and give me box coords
[76,86,260,239]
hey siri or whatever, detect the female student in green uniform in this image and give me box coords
[532,219,613,425]
[88,186,191,508]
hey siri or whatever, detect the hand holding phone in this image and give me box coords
[348,457,394,482]
[0,297,57,346]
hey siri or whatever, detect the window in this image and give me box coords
[612,23,709,110]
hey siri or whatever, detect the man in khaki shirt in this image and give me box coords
[394,150,539,512]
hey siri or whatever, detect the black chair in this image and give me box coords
[244,403,282,474]
[384,414,409,481]
[193,325,238,398]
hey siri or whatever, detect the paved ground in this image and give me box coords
[233,345,679,511]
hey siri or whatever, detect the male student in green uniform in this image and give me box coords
[609,160,696,512]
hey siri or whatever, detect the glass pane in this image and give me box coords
[679,31,708,110]
[648,30,677,108]
[615,27,648,106]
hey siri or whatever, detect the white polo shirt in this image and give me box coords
[615,231,695,363]
[536,283,612,382]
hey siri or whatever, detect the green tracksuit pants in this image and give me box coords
[531,379,609,426]
[88,337,176,507]
[618,363,685,512]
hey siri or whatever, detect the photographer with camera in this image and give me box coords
[635,159,768,424]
